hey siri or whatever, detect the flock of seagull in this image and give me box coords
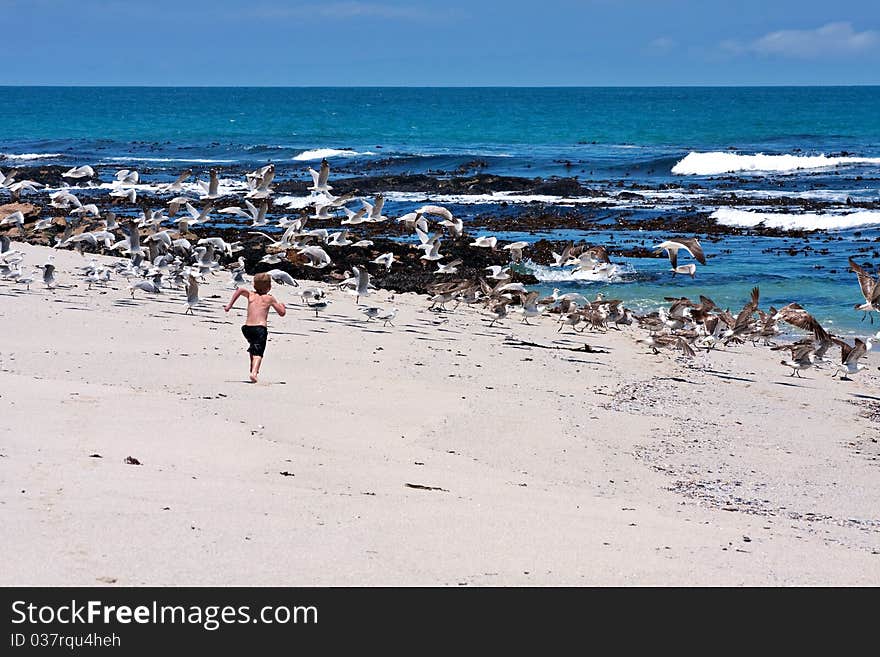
[1,157,878,381]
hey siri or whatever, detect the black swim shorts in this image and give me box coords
[241,325,268,357]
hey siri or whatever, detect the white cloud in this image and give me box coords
[723,22,879,58]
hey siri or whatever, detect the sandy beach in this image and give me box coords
[2,240,879,586]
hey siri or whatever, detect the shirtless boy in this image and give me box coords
[224,272,286,382]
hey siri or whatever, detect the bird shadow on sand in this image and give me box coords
[657,376,700,384]
[561,357,609,367]
[848,392,880,402]
[271,330,311,338]
[772,380,815,388]
[703,369,756,383]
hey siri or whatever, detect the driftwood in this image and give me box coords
[504,338,608,353]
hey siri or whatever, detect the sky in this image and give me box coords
[1,0,878,85]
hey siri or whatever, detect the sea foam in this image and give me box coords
[672,151,880,176]
[524,261,635,284]
[712,207,880,231]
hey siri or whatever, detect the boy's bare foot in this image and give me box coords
[249,372,258,383]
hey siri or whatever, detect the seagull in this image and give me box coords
[197,169,221,200]
[14,269,35,290]
[39,262,57,289]
[308,159,332,194]
[219,200,269,226]
[62,165,95,179]
[351,239,374,248]
[245,163,275,199]
[115,169,139,184]
[129,275,162,298]
[831,338,868,380]
[0,210,24,227]
[109,187,137,203]
[362,194,388,222]
[558,309,583,333]
[296,245,332,269]
[487,299,509,327]
[848,257,880,323]
[672,264,697,279]
[575,245,613,269]
[435,259,462,275]
[550,242,575,267]
[775,342,816,378]
[502,241,529,262]
[340,207,367,225]
[301,287,325,304]
[654,237,706,271]
[419,235,445,262]
[470,235,498,249]
[376,307,398,327]
[518,291,543,324]
[326,230,353,247]
[162,169,192,193]
[485,265,511,281]
[49,190,81,210]
[361,306,382,321]
[183,274,199,314]
[350,266,370,303]
[370,252,397,271]
[265,269,298,286]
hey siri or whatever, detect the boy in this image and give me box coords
[224,272,286,383]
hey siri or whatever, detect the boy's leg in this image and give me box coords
[250,355,263,380]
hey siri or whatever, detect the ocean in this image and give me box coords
[1,86,879,332]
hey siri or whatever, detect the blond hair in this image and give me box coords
[253,272,272,294]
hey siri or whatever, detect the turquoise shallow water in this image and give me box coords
[1,86,879,333]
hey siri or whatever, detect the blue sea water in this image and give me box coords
[1,86,879,333]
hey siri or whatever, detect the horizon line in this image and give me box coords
[0,83,878,89]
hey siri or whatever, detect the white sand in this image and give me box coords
[2,241,880,585]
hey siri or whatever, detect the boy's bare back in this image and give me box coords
[223,287,286,325]
[243,289,285,326]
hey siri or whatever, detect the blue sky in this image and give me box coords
[1,0,878,85]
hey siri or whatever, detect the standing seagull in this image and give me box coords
[655,237,707,273]
[39,262,57,290]
[848,257,880,323]
[183,274,200,314]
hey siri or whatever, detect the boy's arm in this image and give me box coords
[224,288,248,312]
[270,295,287,317]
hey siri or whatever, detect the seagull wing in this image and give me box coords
[680,237,706,265]
[849,257,878,304]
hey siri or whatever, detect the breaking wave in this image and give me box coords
[293,148,375,161]
[672,151,880,176]
[0,152,62,161]
[711,207,880,231]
